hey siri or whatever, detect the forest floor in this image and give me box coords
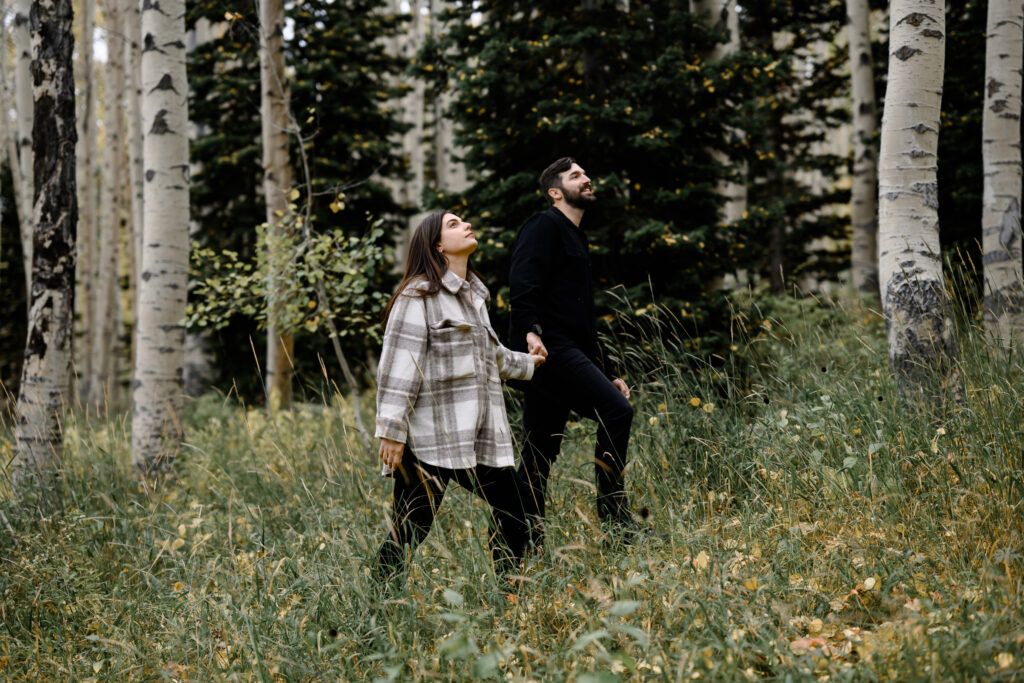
[1,293,1023,681]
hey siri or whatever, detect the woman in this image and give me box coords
[374,210,546,582]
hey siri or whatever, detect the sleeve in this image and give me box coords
[495,343,535,381]
[509,215,557,345]
[374,292,428,443]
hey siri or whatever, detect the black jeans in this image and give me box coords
[517,345,634,530]
[375,449,529,581]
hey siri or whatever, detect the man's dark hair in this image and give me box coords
[539,157,576,205]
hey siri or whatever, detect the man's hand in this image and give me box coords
[526,332,548,359]
[379,437,405,469]
[612,378,631,400]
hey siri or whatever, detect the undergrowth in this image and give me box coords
[1,290,1022,681]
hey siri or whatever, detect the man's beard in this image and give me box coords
[563,186,597,209]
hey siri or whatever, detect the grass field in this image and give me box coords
[1,293,1023,681]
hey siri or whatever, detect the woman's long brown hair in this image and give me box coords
[381,210,480,325]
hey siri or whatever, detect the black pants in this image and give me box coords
[517,345,634,529]
[375,449,529,580]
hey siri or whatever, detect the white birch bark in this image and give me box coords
[12,0,34,295]
[877,0,955,395]
[132,0,189,477]
[124,0,145,339]
[13,0,76,499]
[74,0,97,396]
[88,0,126,410]
[981,0,1024,347]
[847,0,879,294]
[260,0,295,412]
[692,0,747,293]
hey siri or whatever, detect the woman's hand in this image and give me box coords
[530,351,546,367]
[379,438,405,469]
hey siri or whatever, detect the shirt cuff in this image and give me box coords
[374,417,408,444]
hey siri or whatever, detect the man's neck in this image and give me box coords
[553,202,584,227]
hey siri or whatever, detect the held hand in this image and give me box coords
[529,351,546,367]
[378,437,405,469]
[612,378,631,400]
[526,332,548,358]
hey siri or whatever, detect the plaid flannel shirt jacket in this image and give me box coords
[375,270,535,470]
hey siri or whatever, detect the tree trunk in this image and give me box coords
[877,1,954,397]
[847,0,879,295]
[88,0,126,411]
[74,0,97,400]
[132,0,189,479]
[981,0,1023,347]
[13,0,34,298]
[260,0,295,412]
[693,0,747,286]
[124,0,145,356]
[13,0,77,501]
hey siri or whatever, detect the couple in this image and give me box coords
[373,158,640,582]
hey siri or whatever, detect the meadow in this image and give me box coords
[1,292,1022,681]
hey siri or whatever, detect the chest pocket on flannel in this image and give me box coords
[429,319,476,380]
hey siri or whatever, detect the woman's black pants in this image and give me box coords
[374,449,529,581]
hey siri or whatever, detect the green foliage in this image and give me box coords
[186,0,409,396]
[187,209,391,343]
[419,0,850,365]
[2,295,1024,680]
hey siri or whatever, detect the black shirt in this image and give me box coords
[508,206,605,370]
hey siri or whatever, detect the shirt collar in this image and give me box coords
[441,269,489,301]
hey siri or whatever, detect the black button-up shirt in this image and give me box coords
[508,207,605,371]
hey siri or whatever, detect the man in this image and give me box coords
[509,156,639,545]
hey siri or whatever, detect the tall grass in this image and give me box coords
[1,289,1022,681]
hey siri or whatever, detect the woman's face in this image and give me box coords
[438,213,477,258]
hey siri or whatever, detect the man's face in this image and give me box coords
[557,163,596,208]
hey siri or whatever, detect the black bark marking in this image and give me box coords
[143,34,164,53]
[989,79,1004,97]
[152,73,178,93]
[25,297,53,357]
[859,50,871,66]
[141,0,167,15]
[991,99,1008,113]
[911,181,939,208]
[999,198,1021,250]
[908,149,932,158]
[898,12,934,28]
[164,40,185,50]
[911,122,936,135]
[894,46,921,61]
[984,282,1024,317]
[149,109,172,135]
[858,102,874,115]
[921,29,943,39]
[145,169,156,181]
[141,271,153,281]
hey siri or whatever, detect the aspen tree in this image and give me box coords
[260,0,295,412]
[692,0,747,229]
[847,0,879,293]
[13,0,77,500]
[877,0,955,395]
[88,0,126,410]
[124,0,145,332]
[12,0,33,293]
[981,0,1023,347]
[132,0,189,477]
[74,0,97,394]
